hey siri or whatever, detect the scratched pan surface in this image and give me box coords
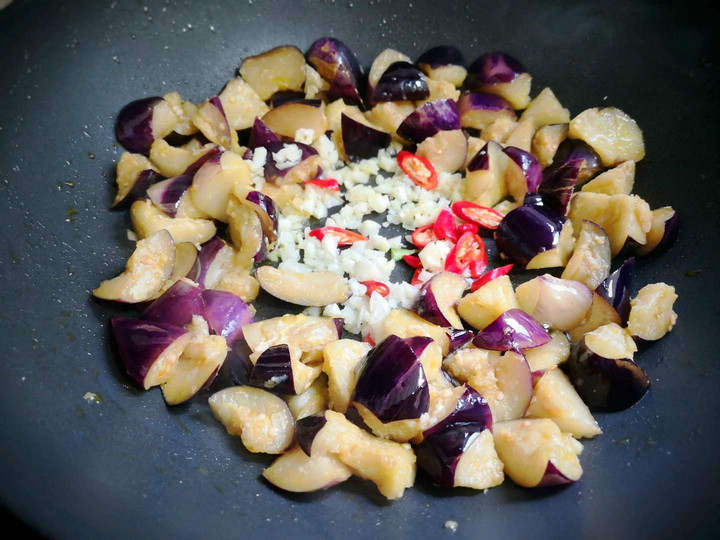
[1,0,719,538]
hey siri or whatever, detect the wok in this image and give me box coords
[0,0,718,538]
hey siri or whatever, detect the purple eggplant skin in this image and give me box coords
[244,191,279,243]
[263,141,320,182]
[595,258,635,324]
[195,237,228,289]
[473,309,551,352]
[371,61,430,104]
[447,328,475,354]
[146,173,193,217]
[111,168,163,210]
[458,92,514,119]
[115,96,163,154]
[416,45,465,69]
[352,335,430,422]
[306,37,363,86]
[565,340,650,412]
[328,69,364,107]
[465,51,526,89]
[624,212,680,258]
[536,462,576,487]
[295,413,328,456]
[268,91,309,108]
[405,336,434,360]
[201,290,254,346]
[423,386,492,439]
[396,99,460,144]
[110,317,188,388]
[332,318,344,339]
[548,139,602,183]
[249,344,295,395]
[183,146,223,176]
[248,118,281,150]
[139,279,205,328]
[466,140,493,172]
[416,423,488,487]
[341,113,391,162]
[539,158,582,215]
[494,204,566,266]
[503,146,542,193]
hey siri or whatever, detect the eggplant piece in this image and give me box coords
[567,293,622,343]
[161,333,228,405]
[493,419,583,487]
[457,275,518,331]
[256,265,351,307]
[503,145,542,202]
[354,403,423,443]
[458,92,516,130]
[627,283,678,341]
[569,107,645,166]
[322,339,371,413]
[148,139,218,178]
[295,413,328,456]
[130,199,216,245]
[481,116,518,144]
[146,173,193,218]
[366,101,416,138]
[240,190,278,244]
[284,374,328,420]
[531,123,568,167]
[585,322,637,360]
[148,241,200,299]
[473,309,551,352]
[140,278,204,328]
[465,140,509,207]
[416,129,468,173]
[417,425,504,489]
[267,90,312,108]
[443,349,533,422]
[422,385,493,439]
[111,152,161,209]
[525,368,602,438]
[262,101,328,141]
[298,410,416,500]
[515,274,593,332]
[371,61,429,104]
[493,203,575,269]
[377,309,450,356]
[190,151,251,221]
[93,230,175,303]
[565,337,650,411]
[240,45,306,101]
[306,37,363,91]
[115,96,167,155]
[547,139,602,185]
[327,66,364,106]
[216,77,269,131]
[412,271,467,329]
[538,158,581,214]
[214,269,260,304]
[262,446,352,493]
[581,160,635,195]
[352,335,430,422]
[416,45,467,87]
[595,258,635,324]
[634,207,679,257]
[249,344,322,395]
[525,330,571,377]
[202,289,254,346]
[504,117,535,153]
[243,314,342,364]
[367,48,412,94]
[208,386,295,453]
[561,220,612,290]
[226,196,264,270]
[341,113,391,162]
[111,317,191,390]
[247,118,281,150]
[519,87,570,128]
[396,99,460,144]
[447,328,475,354]
[262,141,321,185]
[465,52,532,109]
[192,97,240,152]
[195,237,234,289]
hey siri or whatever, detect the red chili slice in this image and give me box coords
[403,255,422,268]
[410,268,424,287]
[411,224,435,249]
[397,150,438,190]
[361,280,390,298]
[304,178,340,190]
[471,264,515,292]
[363,334,376,347]
[308,226,368,246]
[457,222,479,236]
[451,201,505,230]
[445,231,487,276]
[433,208,459,242]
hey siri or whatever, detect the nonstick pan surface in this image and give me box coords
[1,0,719,538]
